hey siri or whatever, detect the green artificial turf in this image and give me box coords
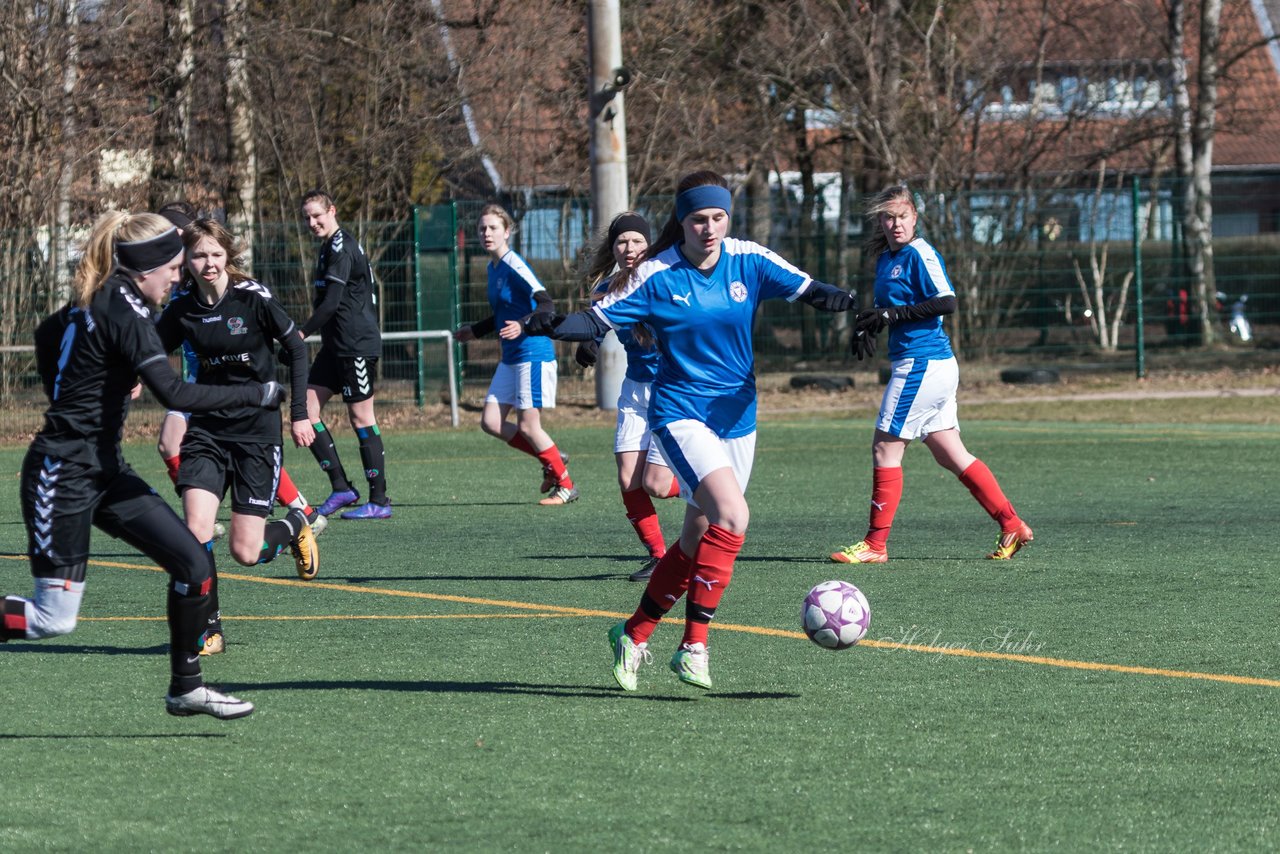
[1,409,1277,851]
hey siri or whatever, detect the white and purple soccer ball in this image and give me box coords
[802,580,871,650]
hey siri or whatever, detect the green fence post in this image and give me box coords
[412,207,425,407]
[1132,176,1145,380]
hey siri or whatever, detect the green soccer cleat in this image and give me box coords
[608,622,650,691]
[669,642,711,690]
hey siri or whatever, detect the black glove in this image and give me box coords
[799,282,856,312]
[523,311,563,337]
[574,340,600,368]
[852,327,877,361]
[853,308,888,336]
[259,380,285,408]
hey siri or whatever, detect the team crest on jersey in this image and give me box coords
[227,317,247,335]
[729,281,748,303]
[891,264,904,278]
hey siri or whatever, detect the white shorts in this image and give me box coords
[876,355,959,440]
[485,360,558,409]
[650,419,755,507]
[614,378,654,454]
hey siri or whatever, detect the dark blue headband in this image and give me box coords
[116,227,184,273]
[675,186,732,222]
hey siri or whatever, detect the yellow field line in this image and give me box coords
[5,553,1278,689]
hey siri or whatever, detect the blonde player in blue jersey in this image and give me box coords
[832,184,1033,565]
[525,170,857,691]
[456,204,577,505]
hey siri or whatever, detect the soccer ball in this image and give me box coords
[802,580,871,650]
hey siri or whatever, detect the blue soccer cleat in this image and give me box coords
[340,501,392,520]
[317,488,360,516]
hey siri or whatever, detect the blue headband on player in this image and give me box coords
[116,227,184,273]
[675,186,732,222]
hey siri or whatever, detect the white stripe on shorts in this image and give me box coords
[485,360,558,410]
[875,355,959,440]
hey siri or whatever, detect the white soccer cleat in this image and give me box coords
[164,685,254,720]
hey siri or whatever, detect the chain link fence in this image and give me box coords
[1,178,1276,438]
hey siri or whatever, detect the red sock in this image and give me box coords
[536,444,572,490]
[665,476,681,499]
[865,466,903,551]
[163,455,182,485]
[959,459,1020,531]
[621,489,665,558]
[624,544,692,645]
[276,468,300,506]
[506,432,538,457]
[682,524,745,648]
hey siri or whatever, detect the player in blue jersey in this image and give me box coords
[456,204,577,505]
[1,210,284,719]
[576,212,679,581]
[525,170,857,690]
[832,185,1033,564]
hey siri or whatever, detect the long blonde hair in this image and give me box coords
[73,211,174,308]
[864,185,918,259]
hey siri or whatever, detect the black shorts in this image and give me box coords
[309,346,378,403]
[20,449,168,573]
[177,428,281,518]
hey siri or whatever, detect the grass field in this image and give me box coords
[2,398,1278,851]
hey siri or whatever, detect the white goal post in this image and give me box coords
[302,329,459,427]
[4,329,460,428]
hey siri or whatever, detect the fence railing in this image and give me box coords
[1,178,1276,437]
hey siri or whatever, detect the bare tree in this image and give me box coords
[225,0,256,263]
[1169,0,1222,345]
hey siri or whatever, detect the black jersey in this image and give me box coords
[300,227,381,357]
[32,271,263,466]
[157,279,307,442]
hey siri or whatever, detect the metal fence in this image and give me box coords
[1,178,1276,438]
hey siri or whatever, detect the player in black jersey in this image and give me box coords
[154,204,326,578]
[0,210,284,720]
[298,189,391,520]
[155,219,319,651]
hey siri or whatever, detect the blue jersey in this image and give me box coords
[488,250,554,365]
[875,237,955,361]
[592,280,659,383]
[593,237,812,437]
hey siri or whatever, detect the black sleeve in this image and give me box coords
[278,328,309,423]
[884,294,957,324]
[154,303,185,353]
[137,358,261,412]
[547,309,611,342]
[796,281,856,312]
[34,308,69,402]
[469,315,497,338]
[533,291,554,313]
[300,279,344,337]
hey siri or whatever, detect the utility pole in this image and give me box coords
[587,0,630,409]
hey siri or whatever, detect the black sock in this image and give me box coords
[167,579,210,696]
[309,422,352,491]
[258,508,306,564]
[357,424,388,505]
